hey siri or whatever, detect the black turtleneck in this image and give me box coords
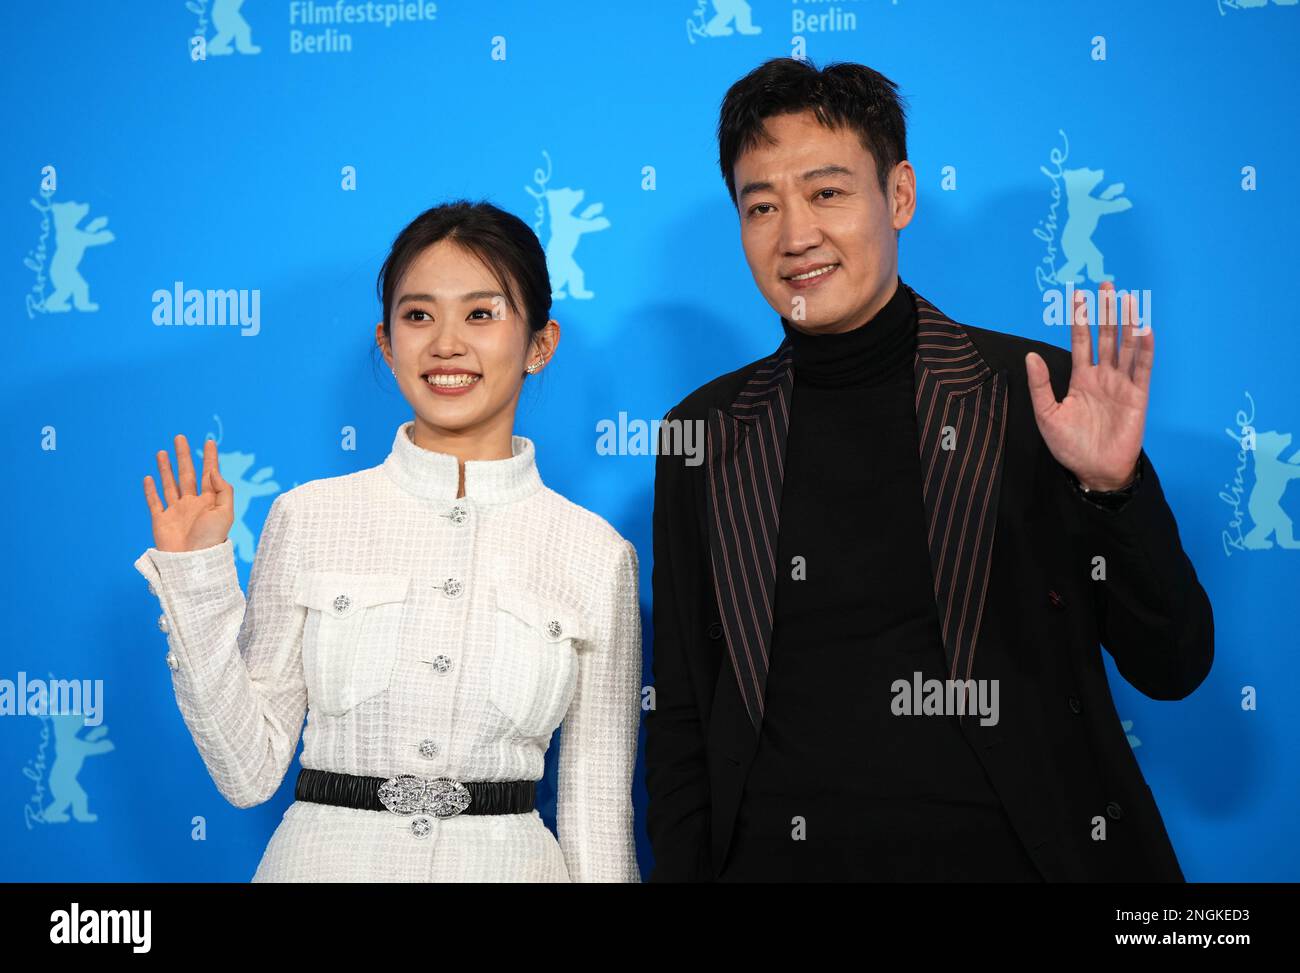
[718,276,1042,882]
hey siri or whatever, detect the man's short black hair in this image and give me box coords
[717,57,909,207]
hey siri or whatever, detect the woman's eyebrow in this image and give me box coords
[396,290,505,305]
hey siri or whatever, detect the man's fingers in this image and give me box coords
[1117,293,1138,377]
[1069,289,1092,373]
[1133,320,1155,390]
[1098,282,1119,369]
[1025,351,1058,417]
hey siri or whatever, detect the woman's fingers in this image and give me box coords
[142,475,164,516]
[202,438,228,503]
[175,433,198,496]
[199,438,213,496]
[155,446,179,505]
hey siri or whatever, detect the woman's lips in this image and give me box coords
[423,373,482,396]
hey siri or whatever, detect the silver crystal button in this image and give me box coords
[165,652,179,671]
[431,654,452,674]
[157,614,170,633]
[418,739,439,758]
[545,619,563,639]
[411,816,432,837]
[441,578,463,598]
[147,582,157,596]
[377,774,472,817]
[447,505,467,525]
[332,593,351,615]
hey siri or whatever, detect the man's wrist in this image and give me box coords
[1077,460,1140,494]
[1065,457,1143,510]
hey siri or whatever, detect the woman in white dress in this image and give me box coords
[134,201,642,882]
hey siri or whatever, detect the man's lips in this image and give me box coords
[782,262,840,290]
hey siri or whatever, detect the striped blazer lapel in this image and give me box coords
[910,286,1010,692]
[706,285,1008,739]
[705,339,793,736]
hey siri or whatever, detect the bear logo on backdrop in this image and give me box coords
[42,715,115,825]
[19,672,114,831]
[202,416,282,565]
[1056,167,1131,285]
[1034,130,1132,291]
[686,0,763,43]
[26,180,115,318]
[525,150,610,301]
[1218,0,1298,14]
[46,200,115,313]
[190,0,262,59]
[1222,394,1300,555]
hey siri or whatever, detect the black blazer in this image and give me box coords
[644,283,1214,882]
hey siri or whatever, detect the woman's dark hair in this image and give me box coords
[717,58,909,206]
[375,199,551,352]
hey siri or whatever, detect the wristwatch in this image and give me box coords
[1064,457,1143,511]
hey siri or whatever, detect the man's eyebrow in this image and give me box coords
[801,164,854,182]
[395,290,506,305]
[738,165,855,200]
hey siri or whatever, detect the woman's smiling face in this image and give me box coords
[380,239,554,440]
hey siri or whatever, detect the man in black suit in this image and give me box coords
[643,58,1213,881]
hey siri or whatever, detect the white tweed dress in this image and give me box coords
[133,420,642,882]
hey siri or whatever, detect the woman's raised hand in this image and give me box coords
[142,434,234,553]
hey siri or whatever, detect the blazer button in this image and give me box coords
[411,817,433,838]
[707,622,723,640]
[157,614,170,633]
[1105,801,1124,820]
[1068,695,1082,714]
[1047,589,1065,609]
[418,739,439,758]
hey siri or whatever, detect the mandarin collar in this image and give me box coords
[779,275,916,389]
[381,420,543,505]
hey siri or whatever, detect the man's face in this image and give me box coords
[732,110,915,334]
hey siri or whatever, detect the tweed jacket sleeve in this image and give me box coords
[555,539,643,882]
[132,491,307,809]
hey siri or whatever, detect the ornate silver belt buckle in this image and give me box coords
[377,774,472,817]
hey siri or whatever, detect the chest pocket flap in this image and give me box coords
[494,587,591,645]
[293,571,411,618]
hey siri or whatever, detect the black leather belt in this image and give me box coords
[295,767,534,817]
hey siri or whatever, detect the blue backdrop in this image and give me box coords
[3,0,1296,881]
